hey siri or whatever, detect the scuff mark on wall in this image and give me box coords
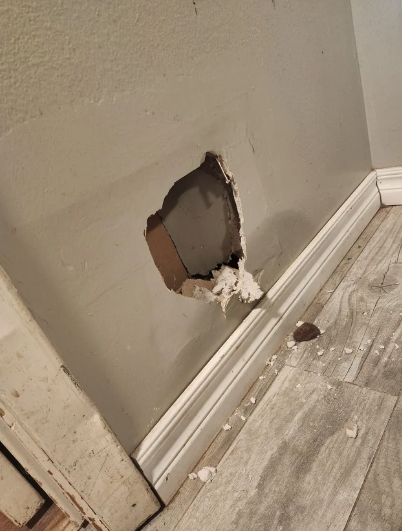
[145,153,263,311]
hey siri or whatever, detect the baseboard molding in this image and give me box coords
[376,166,402,206]
[132,171,380,503]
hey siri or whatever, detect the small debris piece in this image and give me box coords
[358,346,364,351]
[274,369,279,375]
[344,348,353,354]
[375,350,379,355]
[296,321,304,327]
[240,415,246,421]
[363,312,368,315]
[222,424,231,431]
[327,383,333,390]
[197,467,217,483]
[366,340,372,344]
[250,397,256,404]
[291,345,298,351]
[379,345,385,349]
[259,375,267,380]
[296,384,302,388]
[345,421,358,439]
[320,330,326,335]
[188,473,198,480]
[293,322,321,342]
[287,341,296,348]
[327,289,335,293]
[317,350,324,356]
[395,344,400,349]
[330,347,336,352]
[272,355,278,360]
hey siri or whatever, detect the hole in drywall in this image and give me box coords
[145,153,262,310]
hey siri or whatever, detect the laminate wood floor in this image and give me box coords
[147,206,402,531]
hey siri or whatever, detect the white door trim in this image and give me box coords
[133,171,380,503]
[0,270,160,531]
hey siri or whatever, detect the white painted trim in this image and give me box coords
[376,166,402,205]
[133,171,380,503]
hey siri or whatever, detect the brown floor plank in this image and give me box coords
[0,504,77,531]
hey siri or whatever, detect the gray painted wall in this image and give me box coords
[351,0,402,167]
[0,0,371,453]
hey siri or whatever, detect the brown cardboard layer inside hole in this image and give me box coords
[145,153,263,310]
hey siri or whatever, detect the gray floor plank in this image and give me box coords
[169,367,395,531]
[287,206,402,395]
[346,398,402,531]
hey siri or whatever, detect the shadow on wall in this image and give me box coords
[0,175,314,452]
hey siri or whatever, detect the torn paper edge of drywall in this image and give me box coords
[186,154,263,311]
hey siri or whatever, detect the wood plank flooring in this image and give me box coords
[146,206,402,531]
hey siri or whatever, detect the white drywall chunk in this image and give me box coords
[188,473,198,480]
[250,397,256,404]
[296,321,304,327]
[317,350,324,356]
[330,347,336,352]
[287,341,296,348]
[345,422,358,439]
[344,348,353,354]
[259,375,266,380]
[327,383,334,390]
[379,345,385,349]
[197,467,217,483]
[222,424,232,431]
[240,415,246,421]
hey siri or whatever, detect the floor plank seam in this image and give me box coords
[342,397,399,531]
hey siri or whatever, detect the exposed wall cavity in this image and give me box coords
[145,153,263,311]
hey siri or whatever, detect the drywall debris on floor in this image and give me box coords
[144,153,263,311]
[345,421,359,438]
[197,467,217,483]
[250,397,256,404]
[345,348,353,354]
[188,473,198,480]
[293,322,321,342]
[222,424,232,431]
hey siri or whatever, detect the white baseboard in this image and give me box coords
[132,171,380,504]
[376,166,402,205]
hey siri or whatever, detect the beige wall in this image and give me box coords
[351,0,402,167]
[0,0,371,453]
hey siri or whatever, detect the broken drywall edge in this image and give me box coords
[145,152,263,311]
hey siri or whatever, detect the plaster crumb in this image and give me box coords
[330,347,336,352]
[345,421,358,439]
[344,348,353,354]
[197,467,217,483]
[320,329,326,334]
[358,346,365,351]
[366,339,372,344]
[327,383,334,390]
[240,415,246,421]
[287,341,296,348]
[222,424,232,431]
[296,321,304,327]
[274,369,279,375]
[292,345,298,351]
[296,384,302,388]
[259,375,267,380]
[395,344,400,349]
[375,350,379,355]
[317,350,324,356]
[379,345,385,349]
[272,355,277,360]
[250,397,256,404]
[327,289,335,293]
[363,312,368,316]
[188,473,198,480]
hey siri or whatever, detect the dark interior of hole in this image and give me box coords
[145,154,243,294]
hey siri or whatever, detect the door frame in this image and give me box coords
[0,267,160,531]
